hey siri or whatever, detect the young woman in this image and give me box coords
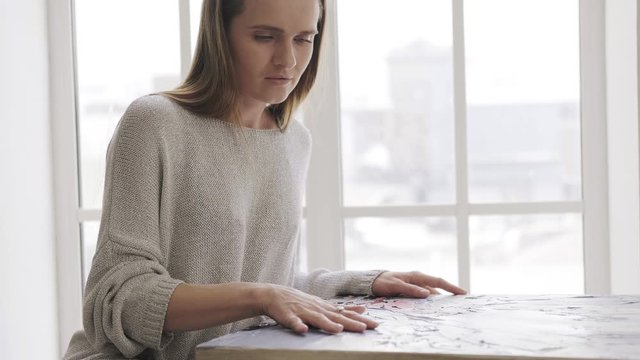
[64,0,466,359]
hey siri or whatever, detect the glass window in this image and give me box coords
[345,217,458,283]
[80,221,100,286]
[337,1,585,294]
[74,0,182,209]
[465,0,581,203]
[470,214,584,294]
[338,0,456,206]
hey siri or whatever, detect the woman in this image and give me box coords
[64,0,466,359]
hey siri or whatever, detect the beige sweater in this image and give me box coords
[63,95,383,360]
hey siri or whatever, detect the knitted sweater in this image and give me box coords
[63,95,383,360]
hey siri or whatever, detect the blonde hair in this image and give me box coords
[162,0,325,132]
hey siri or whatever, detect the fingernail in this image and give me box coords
[420,289,430,296]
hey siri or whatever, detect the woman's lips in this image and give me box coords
[265,77,292,85]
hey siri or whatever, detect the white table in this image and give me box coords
[197,294,640,360]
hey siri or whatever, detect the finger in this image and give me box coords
[301,310,344,334]
[432,277,467,295]
[382,277,426,298]
[344,305,366,314]
[317,299,352,313]
[325,311,368,332]
[416,274,467,295]
[426,286,441,295]
[280,313,309,334]
[399,283,431,298]
[339,310,379,329]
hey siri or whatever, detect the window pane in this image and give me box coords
[338,0,455,206]
[75,0,181,209]
[465,0,581,203]
[345,217,458,283]
[80,221,100,287]
[470,214,584,294]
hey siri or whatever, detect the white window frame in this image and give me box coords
[49,0,639,356]
[49,0,82,355]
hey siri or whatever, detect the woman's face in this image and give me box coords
[227,0,320,106]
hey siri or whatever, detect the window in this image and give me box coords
[74,0,182,283]
[307,0,594,294]
[73,0,589,293]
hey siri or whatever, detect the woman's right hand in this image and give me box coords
[258,284,379,334]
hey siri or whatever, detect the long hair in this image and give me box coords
[162,0,326,132]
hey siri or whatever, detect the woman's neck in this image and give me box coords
[236,99,278,130]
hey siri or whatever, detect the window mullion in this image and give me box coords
[580,0,611,294]
[303,0,345,271]
[453,0,471,292]
[341,202,582,219]
[179,0,192,80]
[78,209,102,222]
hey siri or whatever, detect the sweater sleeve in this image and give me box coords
[293,268,387,299]
[82,110,183,358]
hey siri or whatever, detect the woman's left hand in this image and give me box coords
[371,271,467,298]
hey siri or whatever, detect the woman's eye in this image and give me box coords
[295,38,313,44]
[254,35,274,41]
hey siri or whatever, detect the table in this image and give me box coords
[197,294,640,360]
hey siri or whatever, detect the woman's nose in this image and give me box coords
[273,41,296,69]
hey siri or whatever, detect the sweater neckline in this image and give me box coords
[158,94,288,134]
[185,109,287,134]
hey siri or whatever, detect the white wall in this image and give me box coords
[0,0,59,359]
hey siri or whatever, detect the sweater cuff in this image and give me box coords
[349,270,388,296]
[140,277,184,350]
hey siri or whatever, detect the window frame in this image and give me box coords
[49,0,82,355]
